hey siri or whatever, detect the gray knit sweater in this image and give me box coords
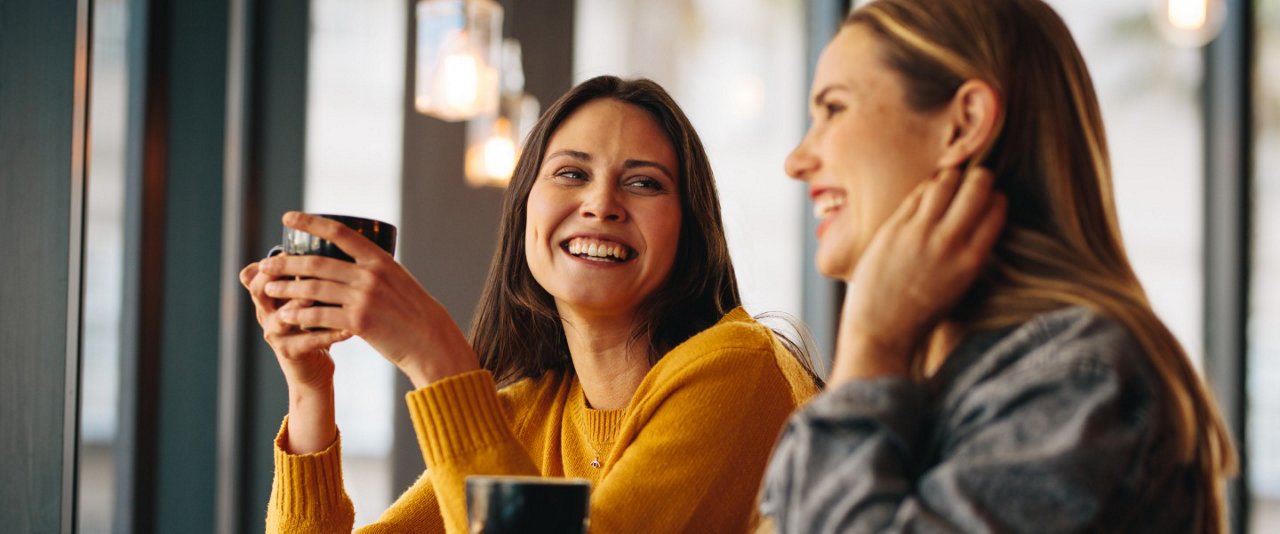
[760,306,1201,533]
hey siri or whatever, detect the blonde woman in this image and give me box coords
[760,0,1236,531]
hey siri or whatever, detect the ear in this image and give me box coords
[935,80,1001,168]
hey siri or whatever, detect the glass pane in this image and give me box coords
[305,0,406,525]
[1251,0,1280,530]
[1047,0,1205,365]
[78,0,130,531]
[573,0,807,319]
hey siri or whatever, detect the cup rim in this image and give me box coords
[465,475,591,487]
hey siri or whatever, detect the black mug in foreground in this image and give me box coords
[466,476,590,534]
[270,213,398,262]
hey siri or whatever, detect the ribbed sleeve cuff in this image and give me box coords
[405,370,514,466]
[269,416,349,521]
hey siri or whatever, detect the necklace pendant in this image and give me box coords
[590,458,602,469]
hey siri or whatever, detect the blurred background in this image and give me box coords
[2,0,1273,532]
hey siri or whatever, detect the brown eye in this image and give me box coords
[554,168,587,182]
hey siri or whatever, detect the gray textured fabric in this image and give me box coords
[760,306,1201,533]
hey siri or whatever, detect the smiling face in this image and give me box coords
[787,25,950,280]
[524,98,682,320]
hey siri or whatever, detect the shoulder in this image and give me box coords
[660,307,782,369]
[1007,306,1148,376]
[647,307,816,397]
[495,369,571,429]
[940,306,1159,417]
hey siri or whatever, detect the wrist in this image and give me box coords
[399,356,479,390]
[284,383,337,454]
[829,332,913,388]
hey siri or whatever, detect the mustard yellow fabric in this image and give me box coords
[265,308,818,533]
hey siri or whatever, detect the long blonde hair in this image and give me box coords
[847,0,1237,530]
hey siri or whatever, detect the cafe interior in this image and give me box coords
[3,0,1277,531]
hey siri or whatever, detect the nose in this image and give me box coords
[580,180,626,222]
[784,130,819,181]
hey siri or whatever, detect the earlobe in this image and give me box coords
[936,80,1001,168]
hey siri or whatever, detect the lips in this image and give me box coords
[811,188,847,239]
[811,189,847,219]
[560,235,636,263]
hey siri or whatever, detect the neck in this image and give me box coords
[922,320,965,376]
[559,306,651,410]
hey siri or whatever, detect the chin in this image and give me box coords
[815,245,856,281]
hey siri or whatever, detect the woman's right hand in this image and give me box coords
[830,166,1006,387]
[240,260,352,453]
[240,260,353,388]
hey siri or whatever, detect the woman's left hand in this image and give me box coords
[831,167,1006,386]
[258,211,479,388]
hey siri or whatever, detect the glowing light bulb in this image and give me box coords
[1167,0,1208,29]
[439,50,481,114]
[414,0,502,121]
[1152,0,1226,48]
[466,118,517,186]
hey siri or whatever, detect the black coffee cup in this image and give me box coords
[269,213,397,261]
[466,476,590,534]
[266,214,397,330]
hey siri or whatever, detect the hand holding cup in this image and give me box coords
[255,211,480,388]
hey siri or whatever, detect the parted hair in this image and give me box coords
[847,0,1235,530]
[469,76,742,388]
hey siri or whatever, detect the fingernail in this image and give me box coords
[264,281,280,294]
[283,211,300,224]
[278,308,295,321]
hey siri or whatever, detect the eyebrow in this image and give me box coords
[810,84,851,108]
[546,149,676,181]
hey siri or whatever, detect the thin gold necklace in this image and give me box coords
[577,387,604,469]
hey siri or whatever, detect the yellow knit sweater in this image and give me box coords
[265,308,818,533]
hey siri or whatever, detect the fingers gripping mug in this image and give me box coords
[267,214,398,329]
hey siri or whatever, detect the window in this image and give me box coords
[305,0,406,525]
[1046,0,1206,365]
[574,0,807,320]
[78,0,130,531]
[1250,0,1280,529]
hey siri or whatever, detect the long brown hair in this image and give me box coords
[847,0,1236,530]
[469,76,743,387]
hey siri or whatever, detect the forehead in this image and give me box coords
[812,25,891,96]
[545,98,677,166]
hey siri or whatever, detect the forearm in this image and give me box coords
[761,379,928,533]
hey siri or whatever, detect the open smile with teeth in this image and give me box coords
[813,191,847,219]
[562,237,636,263]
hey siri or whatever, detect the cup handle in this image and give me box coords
[267,245,287,258]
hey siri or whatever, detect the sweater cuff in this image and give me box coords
[269,416,349,521]
[405,370,514,466]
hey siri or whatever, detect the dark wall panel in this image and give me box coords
[0,0,89,532]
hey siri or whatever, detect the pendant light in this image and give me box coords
[1152,0,1227,48]
[465,39,540,187]
[414,0,503,121]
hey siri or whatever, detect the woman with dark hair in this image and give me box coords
[241,75,819,532]
[759,0,1236,532]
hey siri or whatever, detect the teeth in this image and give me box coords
[813,192,846,219]
[564,237,631,261]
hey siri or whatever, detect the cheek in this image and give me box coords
[650,205,683,267]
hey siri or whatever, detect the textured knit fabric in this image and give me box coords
[266,307,819,533]
[759,306,1202,533]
